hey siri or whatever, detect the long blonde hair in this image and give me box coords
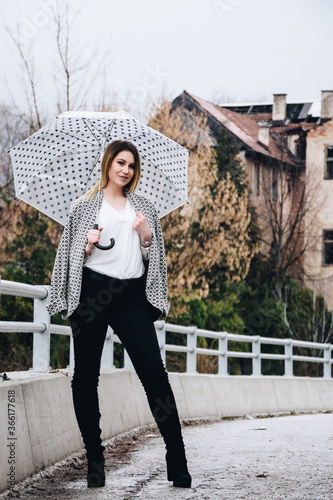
[83,140,141,199]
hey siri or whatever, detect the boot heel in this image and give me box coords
[166,456,173,481]
[165,451,192,488]
[87,458,105,488]
[86,446,106,488]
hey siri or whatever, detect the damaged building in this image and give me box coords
[172,90,333,309]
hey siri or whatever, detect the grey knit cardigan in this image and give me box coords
[46,190,170,321]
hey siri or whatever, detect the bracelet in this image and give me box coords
[140,239,152,248]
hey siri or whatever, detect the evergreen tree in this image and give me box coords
[214,127,247,194]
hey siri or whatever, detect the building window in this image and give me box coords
[323,230,333,265]
[272,168,277,201]
[253,162,260,196]
[325,145,333,179]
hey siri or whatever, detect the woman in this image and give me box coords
[46,140,191,489]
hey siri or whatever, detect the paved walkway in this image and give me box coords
[1,413,332,500]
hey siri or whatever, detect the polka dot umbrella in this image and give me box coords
[8,111,189,226]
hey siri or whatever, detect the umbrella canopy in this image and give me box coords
[9,111,189,224]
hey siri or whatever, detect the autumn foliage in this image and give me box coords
[148,99,258,303]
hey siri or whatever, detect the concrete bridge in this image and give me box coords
[1,412,331,500]
[1,279,333,498]
[1,369,333,499]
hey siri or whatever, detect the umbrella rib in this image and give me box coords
[105,119,116,139]
[56,130,97,147]
[121,132,147,142]
[82,118,103,144]
[80,121,115,196]
[91,119,116,220]
[120,130,188,150]
[17,146,99,194]
[139,154,187,195]
[81,152,102,194]
[81,120,116,201]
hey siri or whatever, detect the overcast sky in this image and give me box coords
[1,0,332,115]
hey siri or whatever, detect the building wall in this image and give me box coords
[243,153,295,259]
[303,119,333,309]
[243,124,333,310]
[244,154,272,256]
[287,133,300,155]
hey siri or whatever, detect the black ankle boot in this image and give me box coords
[87,457,105,488]
[166,450,192,488]
[86,446,105,488]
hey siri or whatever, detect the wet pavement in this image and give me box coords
[1,413,332,500]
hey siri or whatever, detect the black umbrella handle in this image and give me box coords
[93,224,115,250]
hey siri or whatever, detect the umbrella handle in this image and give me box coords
[93,224,115,250]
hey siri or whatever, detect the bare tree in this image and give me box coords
[0,106,23,187]
[52,2,111,113]
[258,156,323,301]
[211,89,271,107]
[4,26,44,133]
[0,106,27,241]
[4,0,112,128]
[210,89,237,105]
[253,151,333,356]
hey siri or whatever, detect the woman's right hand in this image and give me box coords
[85,227,103,255]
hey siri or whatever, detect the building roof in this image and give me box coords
[176,91,310,166]
[215,100,321,120]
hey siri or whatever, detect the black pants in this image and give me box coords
[68,267,184,458]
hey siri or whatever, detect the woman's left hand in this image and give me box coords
[133,211,152,243]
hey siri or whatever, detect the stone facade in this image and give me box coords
[302,120,333,307]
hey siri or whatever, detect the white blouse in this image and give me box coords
[83,198,150,279]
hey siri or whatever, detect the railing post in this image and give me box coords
[32,286,50,371]
[155,321,166,366]
[218,332,228,375]
[101,326,114,369]
[187,327,197,373]
[284,339,293,376]
[68,335,74,369]
[323,345,332,379]
[124,348,134,370]
[252,336,261,376]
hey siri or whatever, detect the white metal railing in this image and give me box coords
[0,278,332,377]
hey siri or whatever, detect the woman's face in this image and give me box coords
[106,150,136,189]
